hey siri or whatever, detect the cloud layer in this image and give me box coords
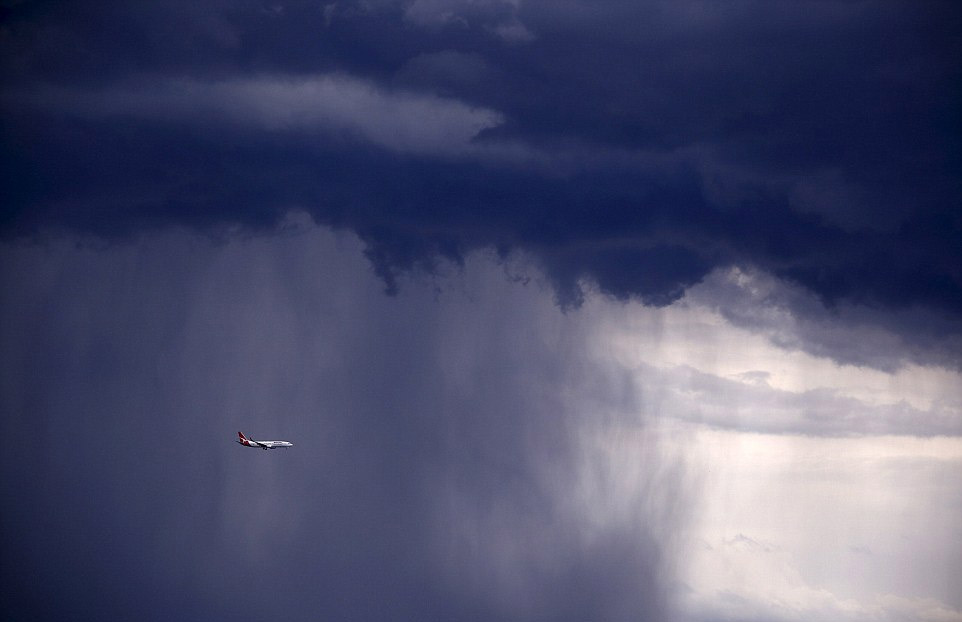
[2,0,960,367]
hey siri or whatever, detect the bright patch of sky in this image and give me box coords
[586,270,962,424]
[571,267,962,620]
[669,427,962,621]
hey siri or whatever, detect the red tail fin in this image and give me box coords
[238,431,247,441]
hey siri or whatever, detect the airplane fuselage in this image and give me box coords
[237,432,293,450]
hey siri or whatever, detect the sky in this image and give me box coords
[1,2,960,621]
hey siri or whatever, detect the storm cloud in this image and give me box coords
[2,0,960,367]
[2,2,962,620]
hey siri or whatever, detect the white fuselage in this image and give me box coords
[238,435,293,450]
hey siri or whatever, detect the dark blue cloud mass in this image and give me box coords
[2,1,960,350]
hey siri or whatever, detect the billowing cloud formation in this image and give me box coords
[686,267,962,373]
[2,1,960,366]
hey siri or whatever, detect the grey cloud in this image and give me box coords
[634,362,962,437]
[12,75,504,157]
[688,267,962,372]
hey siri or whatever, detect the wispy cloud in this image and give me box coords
[13,75,504,157]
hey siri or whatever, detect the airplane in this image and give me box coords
[237,431,293,450]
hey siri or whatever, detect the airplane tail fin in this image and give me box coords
[238,431,247,441]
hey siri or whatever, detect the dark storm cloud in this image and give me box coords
[688,267,962,372]
[1,0,960,362]
[0,231,683,621]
